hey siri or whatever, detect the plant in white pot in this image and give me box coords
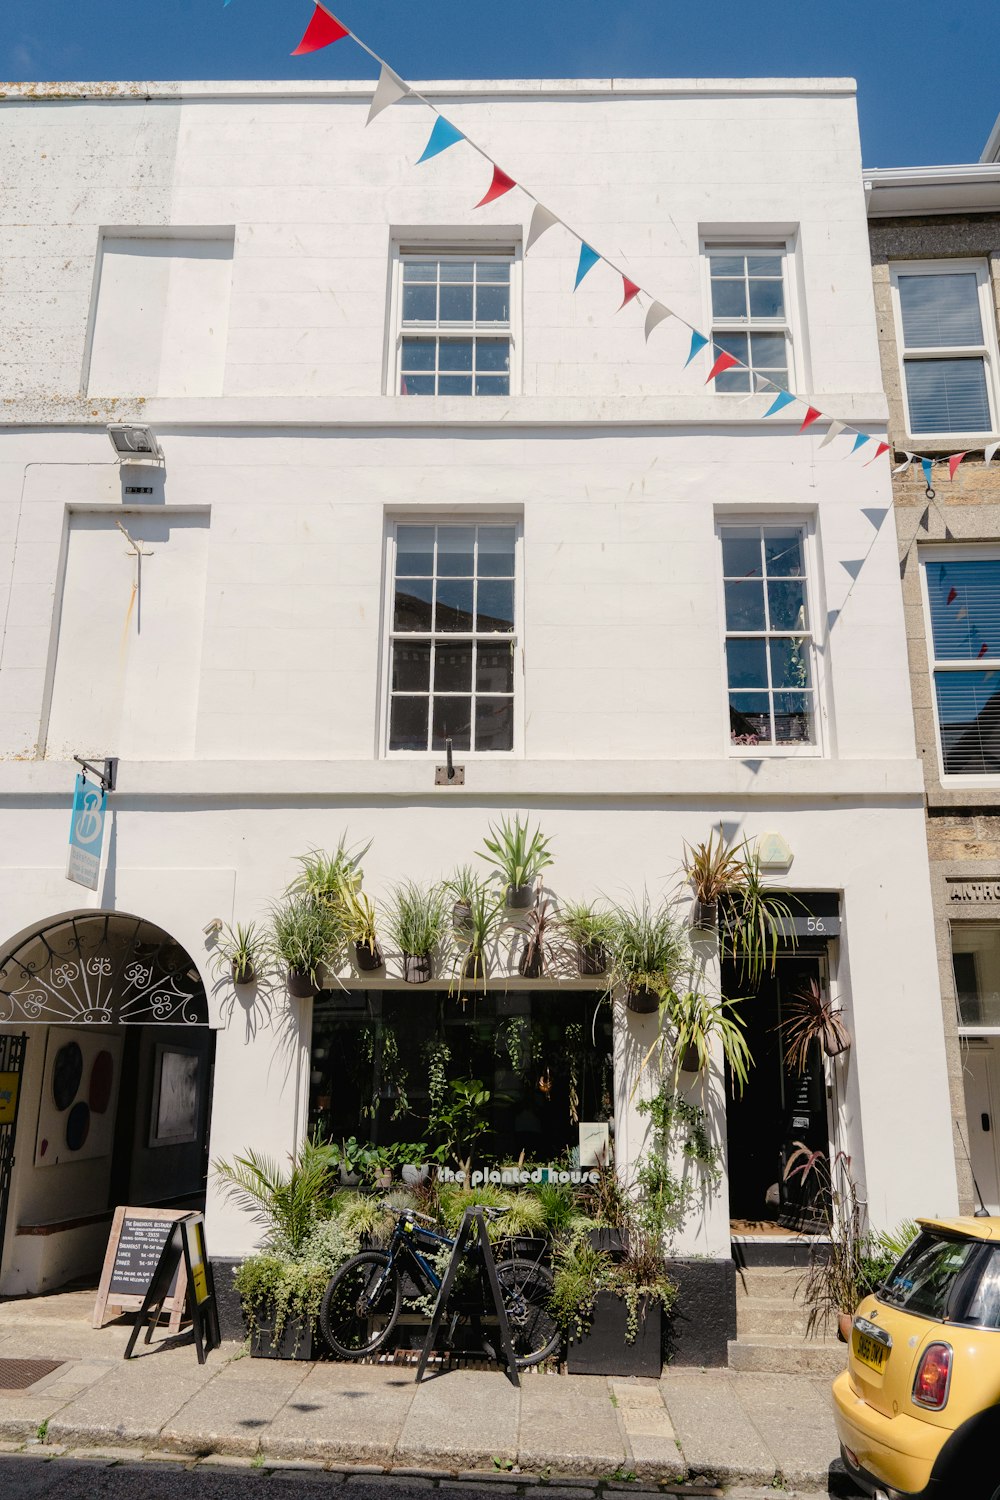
[478,814,554,909]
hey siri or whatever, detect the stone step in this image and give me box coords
[727,1334,847,1377]
[736,1298,831,1338]
[734,1265,810,1299]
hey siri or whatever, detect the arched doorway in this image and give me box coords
[0,911,214,1297]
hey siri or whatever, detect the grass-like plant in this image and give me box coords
[559,900,616,951]
[336,878,381,965]
[212,920,263,986]
[289,837,369,906]
[385,881,448,958]
[478,814,554,897]
[606,893,691,1005]
[780,977,851,1072]
[720,843,798,986]
[452,879,503,982]
[268,895,338,990]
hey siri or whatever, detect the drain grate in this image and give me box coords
[0,1358,64,1392]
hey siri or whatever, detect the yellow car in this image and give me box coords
[833,1216,1000,1498]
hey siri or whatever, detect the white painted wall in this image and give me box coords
[0,79,959,1284]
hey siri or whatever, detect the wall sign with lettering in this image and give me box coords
[948,881,1000,904]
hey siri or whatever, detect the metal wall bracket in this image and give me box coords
[73,755,119,794]
[435,737,465,786]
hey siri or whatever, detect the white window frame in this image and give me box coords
[889,259,1000,442]
[380,514,524,759]
[951,921,1000,1036]
[387,243,521,398]
[701,238,799,395]
[919,543,1000,785]
[715,514,826,758]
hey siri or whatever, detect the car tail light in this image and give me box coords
[912,1342,953,1409]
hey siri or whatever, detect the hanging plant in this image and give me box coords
[780,978,852,1072]
[517,887,553,979]
[605,893,690,1014]
[559,901,615,976]
[211,921,264,987]
[385,881,447,984]
[682,828,746,931]
[478,814,554,908]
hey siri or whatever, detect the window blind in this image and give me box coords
[905,357,991,433]
[898,272,983,348]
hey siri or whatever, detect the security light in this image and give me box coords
[107,423,163,462]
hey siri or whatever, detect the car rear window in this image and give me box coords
[965,1247,1000,1329]
[879,1231,979,1318]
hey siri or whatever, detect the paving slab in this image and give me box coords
[46,1362,209,1448]
[730,1373,840,1490]
[517,1373,625,1475]
[609,1380,682,1480]
[658,1372,775,1487]
[262,1364,416,1464]
[0,1386,77,1441]
[397,1370,519,1467]
[163,1372,309,1456]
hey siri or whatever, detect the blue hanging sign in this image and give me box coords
[66,774,106,890]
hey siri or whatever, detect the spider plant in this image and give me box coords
[683,827,746,928]
[518,887,554,979]
[606,894,691,1013]
[559,900,615,975]
[336,878,383,970]
[212,920,264,986]
[665,987,752,1094]
[288,836,369,906]
[268,895,337,997]
[780,977,851,1072]
[452,879,503,982]
[720,843,798,986]
[445,864,479,933]
[478,814,554,908]
[385,881,448,983]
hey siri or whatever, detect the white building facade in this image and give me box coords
[0,76,958,1361]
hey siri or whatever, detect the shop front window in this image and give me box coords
[308,989,614,1169]
[952,923,1000,1028]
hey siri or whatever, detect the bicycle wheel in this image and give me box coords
[319,1251,402,1359]
[495,1257,560,1367]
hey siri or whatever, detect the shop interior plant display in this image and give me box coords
[780,976,852,1070]
[605,893,691,1013]
[268,895,337,998]
[558,900,614,976]
[385,881,448,984]
[478,814,554,909]
[783,1144,916,1340]
[212,920,263,987]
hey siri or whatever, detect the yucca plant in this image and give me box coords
[606,894,691,1013]
[268,895,337,996]
[212,920,264,986]
[665,987,752,1094]
[780,977,851,1072]
[559,900,615,976]
[452,878,503,983]
[385,881,448,983]
[478,814,554,908]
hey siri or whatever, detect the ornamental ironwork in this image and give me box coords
[0,912,208,1026]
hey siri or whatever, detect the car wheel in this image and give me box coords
[934,1417,1000,1500]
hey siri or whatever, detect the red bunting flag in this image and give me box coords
[705,350,739,384]
[979,642,990,658]
[292,4,349,55]
[949,452,968,480]
[947,587,958,604]
[799,406,822,433]
[618,276,641,311]
[474,165,517,209]
[863,441,891,466]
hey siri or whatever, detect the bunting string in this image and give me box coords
[280,2,995,486]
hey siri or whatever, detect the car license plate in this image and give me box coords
[854,1330,887,1373]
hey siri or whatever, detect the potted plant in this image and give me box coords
[289,837,369,907]
[559,900,614,976]
[683,828,746,932]
[553,1234,676,1378]
[664,986,752,1092]
[606,894,690,1014]
[268,896,336,997]
[337,879,383,971]
[385,881,447,984]
[780,977,852,1068]
[517,887,553,979]
[212,920,263,987]
[719,843,798,986]
[478,814,554,908]
[445,864,478,935]
[452,879,502,982]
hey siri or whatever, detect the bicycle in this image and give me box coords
[318,1204,560,1367]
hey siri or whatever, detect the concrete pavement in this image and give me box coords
[0,1291,859,1497]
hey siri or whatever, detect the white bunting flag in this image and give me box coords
[366,63,409,126]
[526,203,559,253]
[986,440,1000,467]
[643,301,671,342]
[892,452,916,475]
[819,420,846,449]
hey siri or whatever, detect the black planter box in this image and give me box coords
[251,1310,316,1361]
[566,1291,662,1377]
[587,1227,626,1261]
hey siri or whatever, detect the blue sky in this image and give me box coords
[3,0,997,167]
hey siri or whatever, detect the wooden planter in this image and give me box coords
[251,1309,315,1361]
[566,1291,662,1377]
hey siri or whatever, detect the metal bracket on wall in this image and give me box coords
[435,737,464,785]
[72,755,119,794]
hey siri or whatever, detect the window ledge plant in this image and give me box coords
[478,814,554,909]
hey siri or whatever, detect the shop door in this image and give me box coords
[961,1039,1000,1215]
[724,952,831,1229]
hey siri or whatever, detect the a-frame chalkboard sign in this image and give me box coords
[123,1211,221,1364]
[93,1207,189,1332]
[414,1207,520,1387]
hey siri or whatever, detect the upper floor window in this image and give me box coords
[707,246,791,393]
[386,521,518,754]
[891,261,998,437]
[721,523,817,749]
[923,553,1000,777]
[394,252,513,397]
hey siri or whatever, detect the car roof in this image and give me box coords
[917,1215,1000,1241]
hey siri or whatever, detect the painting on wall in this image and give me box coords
[34,1027,123,1168]
[150,1044,200,1147]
